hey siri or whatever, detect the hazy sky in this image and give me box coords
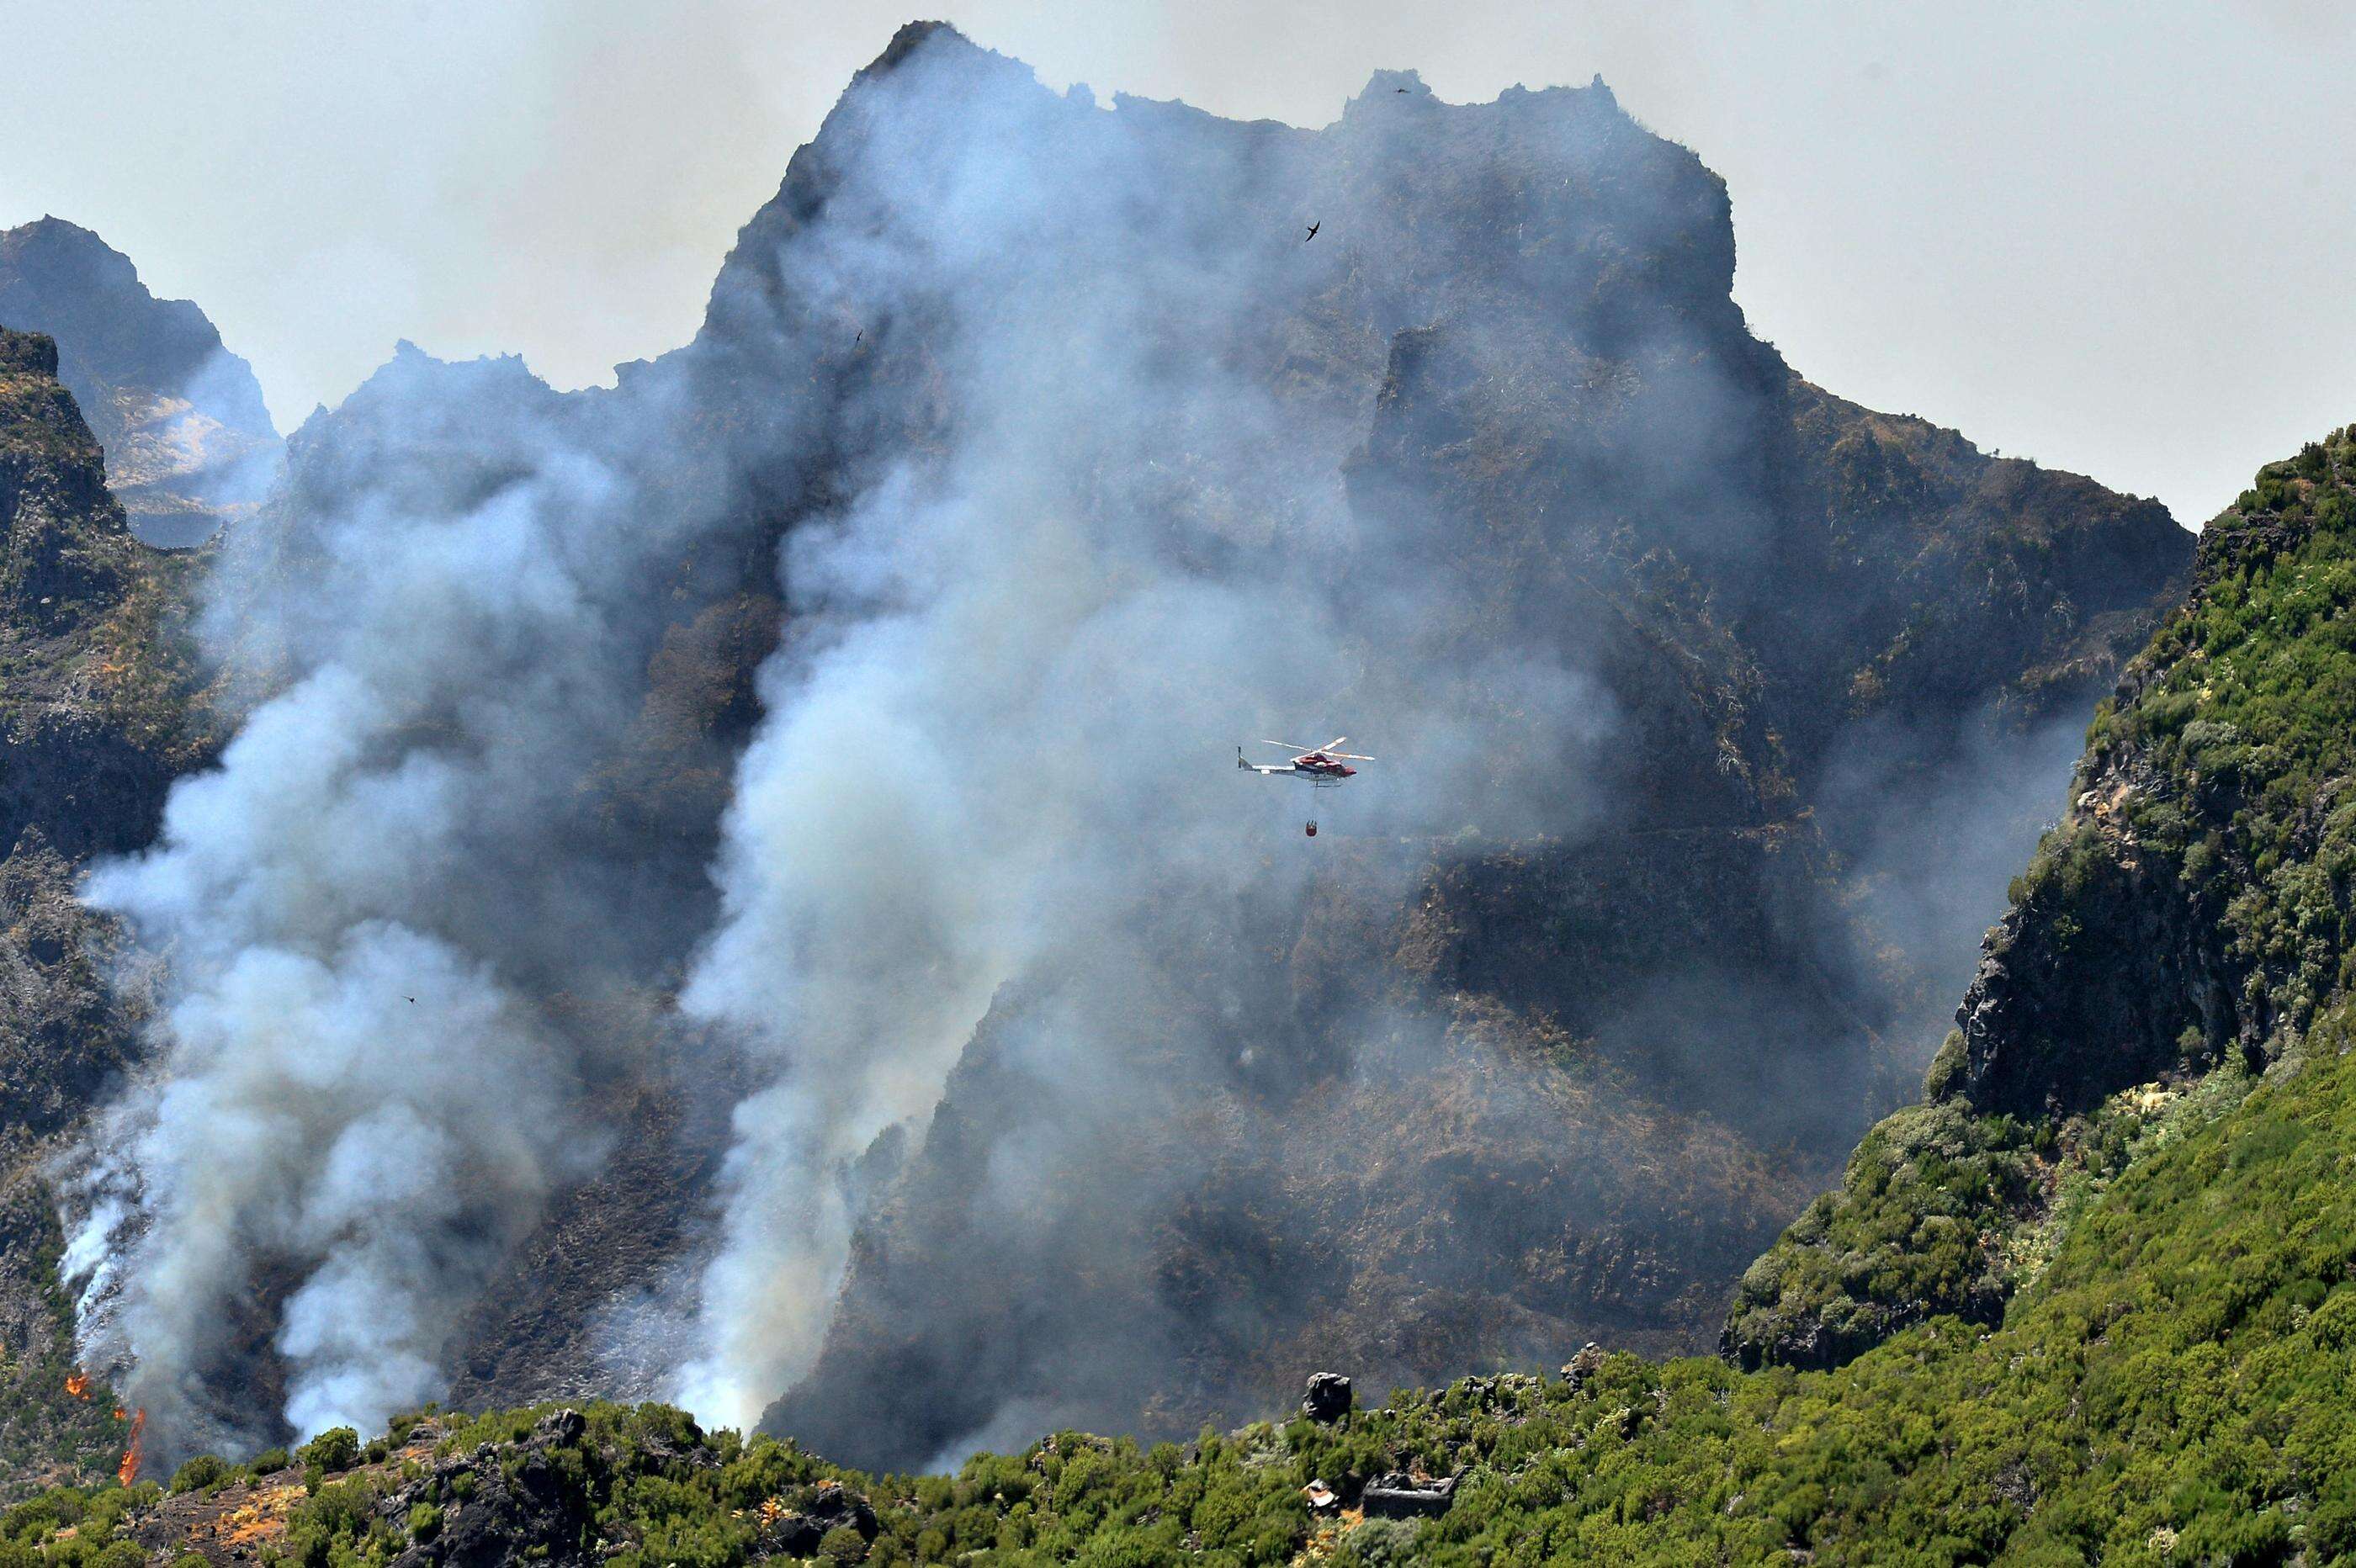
[5,0,2351,526]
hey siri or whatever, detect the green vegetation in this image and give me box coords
[215,999,2356,1563]
[0,1480,159,1567]
[11,999,2353,1562]
[2092,425,2356,1030]
[164,1455,230,1496]
[297,1428,359,1495]
[1721,1099,2036,1367]
[1733,424,2356,1371]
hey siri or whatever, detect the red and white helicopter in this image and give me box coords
[1238,737,1374,836]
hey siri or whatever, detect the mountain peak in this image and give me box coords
[0,215,278,545]
[1362,67,1433,98]
[857,19,1000,84]
[2,216,139,279]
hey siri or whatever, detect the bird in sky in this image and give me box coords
[1304,220,1320,241]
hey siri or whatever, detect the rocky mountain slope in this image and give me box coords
[0,220,279,548]
[19,25,2190,1476]
[0,326,213,1497]
[33,426,2356,1568]
[1726,421,2356,1374]
[720,28,2190,1470]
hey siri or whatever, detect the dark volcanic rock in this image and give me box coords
[1302,1371,1353,1422]
[0,327,205,861]
[1362,1470,1458,1518]
[0,830,141,1142]
[1558,1342,1604,1392]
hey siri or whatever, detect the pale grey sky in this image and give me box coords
[4,0,2351,526]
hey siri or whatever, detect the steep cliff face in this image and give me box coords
[0,328,209,861]
[0,328,206,1496]
[1728,421,2356,1372]
[0,220,279,547]
[715,29,2189,1470]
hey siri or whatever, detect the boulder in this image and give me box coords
[1302,1371,1353,1423]
[1362,1471,1457,1518]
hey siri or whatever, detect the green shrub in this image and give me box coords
[167,1454,232,1495]
[296,1427,359,1475]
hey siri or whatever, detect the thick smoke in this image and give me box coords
[56,26,2166,1466]
[667,45,1674,1428]
[61,345,750,1453]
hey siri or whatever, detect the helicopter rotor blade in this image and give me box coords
[1259,740,1319,753]
[1328,752,1374,760]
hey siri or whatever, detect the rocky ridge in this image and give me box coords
[0,220,279,548]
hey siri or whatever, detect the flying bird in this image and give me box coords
[1303,221,1320,241]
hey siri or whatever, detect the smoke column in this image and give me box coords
[61,345,751,1452]
[667,36,1624,1428]
[53,25,2152,1464]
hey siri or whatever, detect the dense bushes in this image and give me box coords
[164,1454,231,1496]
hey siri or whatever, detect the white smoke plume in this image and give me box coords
[61,346,747,1453]
[50,24,2152,1467]
[666,38,1623,1428]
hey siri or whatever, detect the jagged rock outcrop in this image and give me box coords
[1301,1372,1352,1423]
[0,328,208,861]
[0,218,278,546]
[1361,1470,1458,1518]
[1,329,124,622]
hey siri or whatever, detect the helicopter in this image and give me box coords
[1238,738,1373,836]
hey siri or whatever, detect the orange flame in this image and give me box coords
[64,1371,90,1399]
[117,1409,146,1487]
